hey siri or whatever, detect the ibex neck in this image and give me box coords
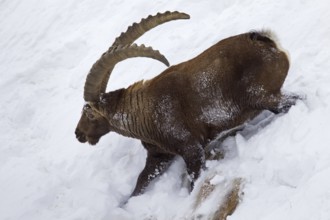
[107,82,154,140]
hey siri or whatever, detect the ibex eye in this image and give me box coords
[83,104,91,111]
[82,104,95,119]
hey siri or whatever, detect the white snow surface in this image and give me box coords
[1,0,330,219]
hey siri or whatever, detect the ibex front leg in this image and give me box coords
[179,144,206,191]
[130,142,175,197]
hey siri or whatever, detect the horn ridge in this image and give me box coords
[112,11,190,47]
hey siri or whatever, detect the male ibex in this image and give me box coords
[75,11,298,197]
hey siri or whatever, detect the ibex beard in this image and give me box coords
[75,11,299,198]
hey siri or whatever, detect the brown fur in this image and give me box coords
[75,30,298,197]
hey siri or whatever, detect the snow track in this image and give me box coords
[1,0,330,219]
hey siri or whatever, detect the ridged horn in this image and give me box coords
[84,11,190,102]
[112,11,190,47]
[84,44,169,102]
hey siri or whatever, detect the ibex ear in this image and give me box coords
[100,93,107,104]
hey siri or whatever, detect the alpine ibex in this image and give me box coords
[75,11,298,197]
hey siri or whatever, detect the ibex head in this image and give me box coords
[75,11,190,145]
[75,102,109,145]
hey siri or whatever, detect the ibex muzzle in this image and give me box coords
[75,11,298,197]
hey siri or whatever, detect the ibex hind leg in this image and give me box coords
[255,93,301,114]
[276,93,304,113]
[269,93,302,114]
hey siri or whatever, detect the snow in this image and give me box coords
[1,0,330,219]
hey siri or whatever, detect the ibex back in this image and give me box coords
[75,11,298,197]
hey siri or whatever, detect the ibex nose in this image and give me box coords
[75,129,87,143]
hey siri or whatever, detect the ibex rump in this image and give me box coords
[75,11,298,197]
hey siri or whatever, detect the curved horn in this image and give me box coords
[84,11,190,102]
[84,44,169,102]
[112,11,190,47]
